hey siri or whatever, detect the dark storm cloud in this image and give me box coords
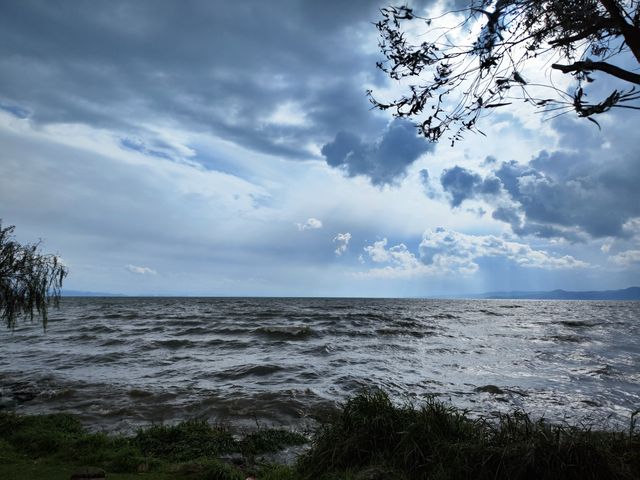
[0,0,390,160]
[495,150,640,239]
[321,119,433,185]
[436,113,640,240]
[440,165,501,207]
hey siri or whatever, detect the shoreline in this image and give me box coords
[1,372,636,436]
[1,390,638,479]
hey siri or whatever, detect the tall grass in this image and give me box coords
[297,389,640,480]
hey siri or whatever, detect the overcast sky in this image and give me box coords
[1,0,639,296]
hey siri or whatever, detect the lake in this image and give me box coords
[1,297,638,432]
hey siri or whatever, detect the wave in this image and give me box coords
[216,364,286,380]
[431,313,459,319]
[559,320,594,328]
[549,334,584,343]
[151,339,197,349]
[254,326,314,340]
[103,313,139,320]
[100,338,127,346]
[375,328,429,338]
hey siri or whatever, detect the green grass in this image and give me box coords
[240,428,307,456]
[0,411,306,479]
[296,389,640,480]
[1,390,638,479]
[134,419,236,462]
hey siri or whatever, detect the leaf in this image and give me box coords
[587,116,601,130]
[513,71,527,84]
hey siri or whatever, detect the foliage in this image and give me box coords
[134,420,236,461]
[369,1,640,144]
[297,389,640,479]
[0,411,307,479]
[239,428,307,456]
[0,220,68,329]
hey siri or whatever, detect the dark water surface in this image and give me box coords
[1,298,638,432]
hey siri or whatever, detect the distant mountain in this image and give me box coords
[478,287,640,300]
[61,290,125,297]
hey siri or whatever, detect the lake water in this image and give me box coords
[1,297,638,432]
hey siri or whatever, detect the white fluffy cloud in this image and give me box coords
[126,264,157,275]
[360,227,588,278]
[364,239,421,270]
[296,218,323,231]
[333,232,351,256]
[606,218,640,267]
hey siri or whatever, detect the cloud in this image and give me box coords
[601,240,613,253]
[321,119,433,185]
[439,165,501,207]
[419,168,439,198]
[126,264,157,275]
[0,0,388,162]
[493,149,640,239]
[120,136,196,163]
[333,232,351,255]
[2,1,635,296]
[622,218,640,238]
[360,227,588,278]
[0,101,29,119]
[430,112,640,241]
[609,250,640,266]
[364,238,422,273]
[419,227,588,272]
[296,217,323,231]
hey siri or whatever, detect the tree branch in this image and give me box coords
[549,20,614,47]
[598,0,640,62]
[552,60,640,84]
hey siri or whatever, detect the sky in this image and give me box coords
[1,0,639,296]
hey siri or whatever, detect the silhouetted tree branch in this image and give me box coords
[369,1,640,144]
[0,221,68,330]
[552,60,640,85]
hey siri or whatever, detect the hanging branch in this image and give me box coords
[369,1,640,145]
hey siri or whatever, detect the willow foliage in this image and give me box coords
[0,221,68,329]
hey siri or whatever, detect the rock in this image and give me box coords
[70,466,106,479]
[474,385,505,395]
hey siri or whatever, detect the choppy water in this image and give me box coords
[1,298,639,432]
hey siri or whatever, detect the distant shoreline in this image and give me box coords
[61,286,640,300]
